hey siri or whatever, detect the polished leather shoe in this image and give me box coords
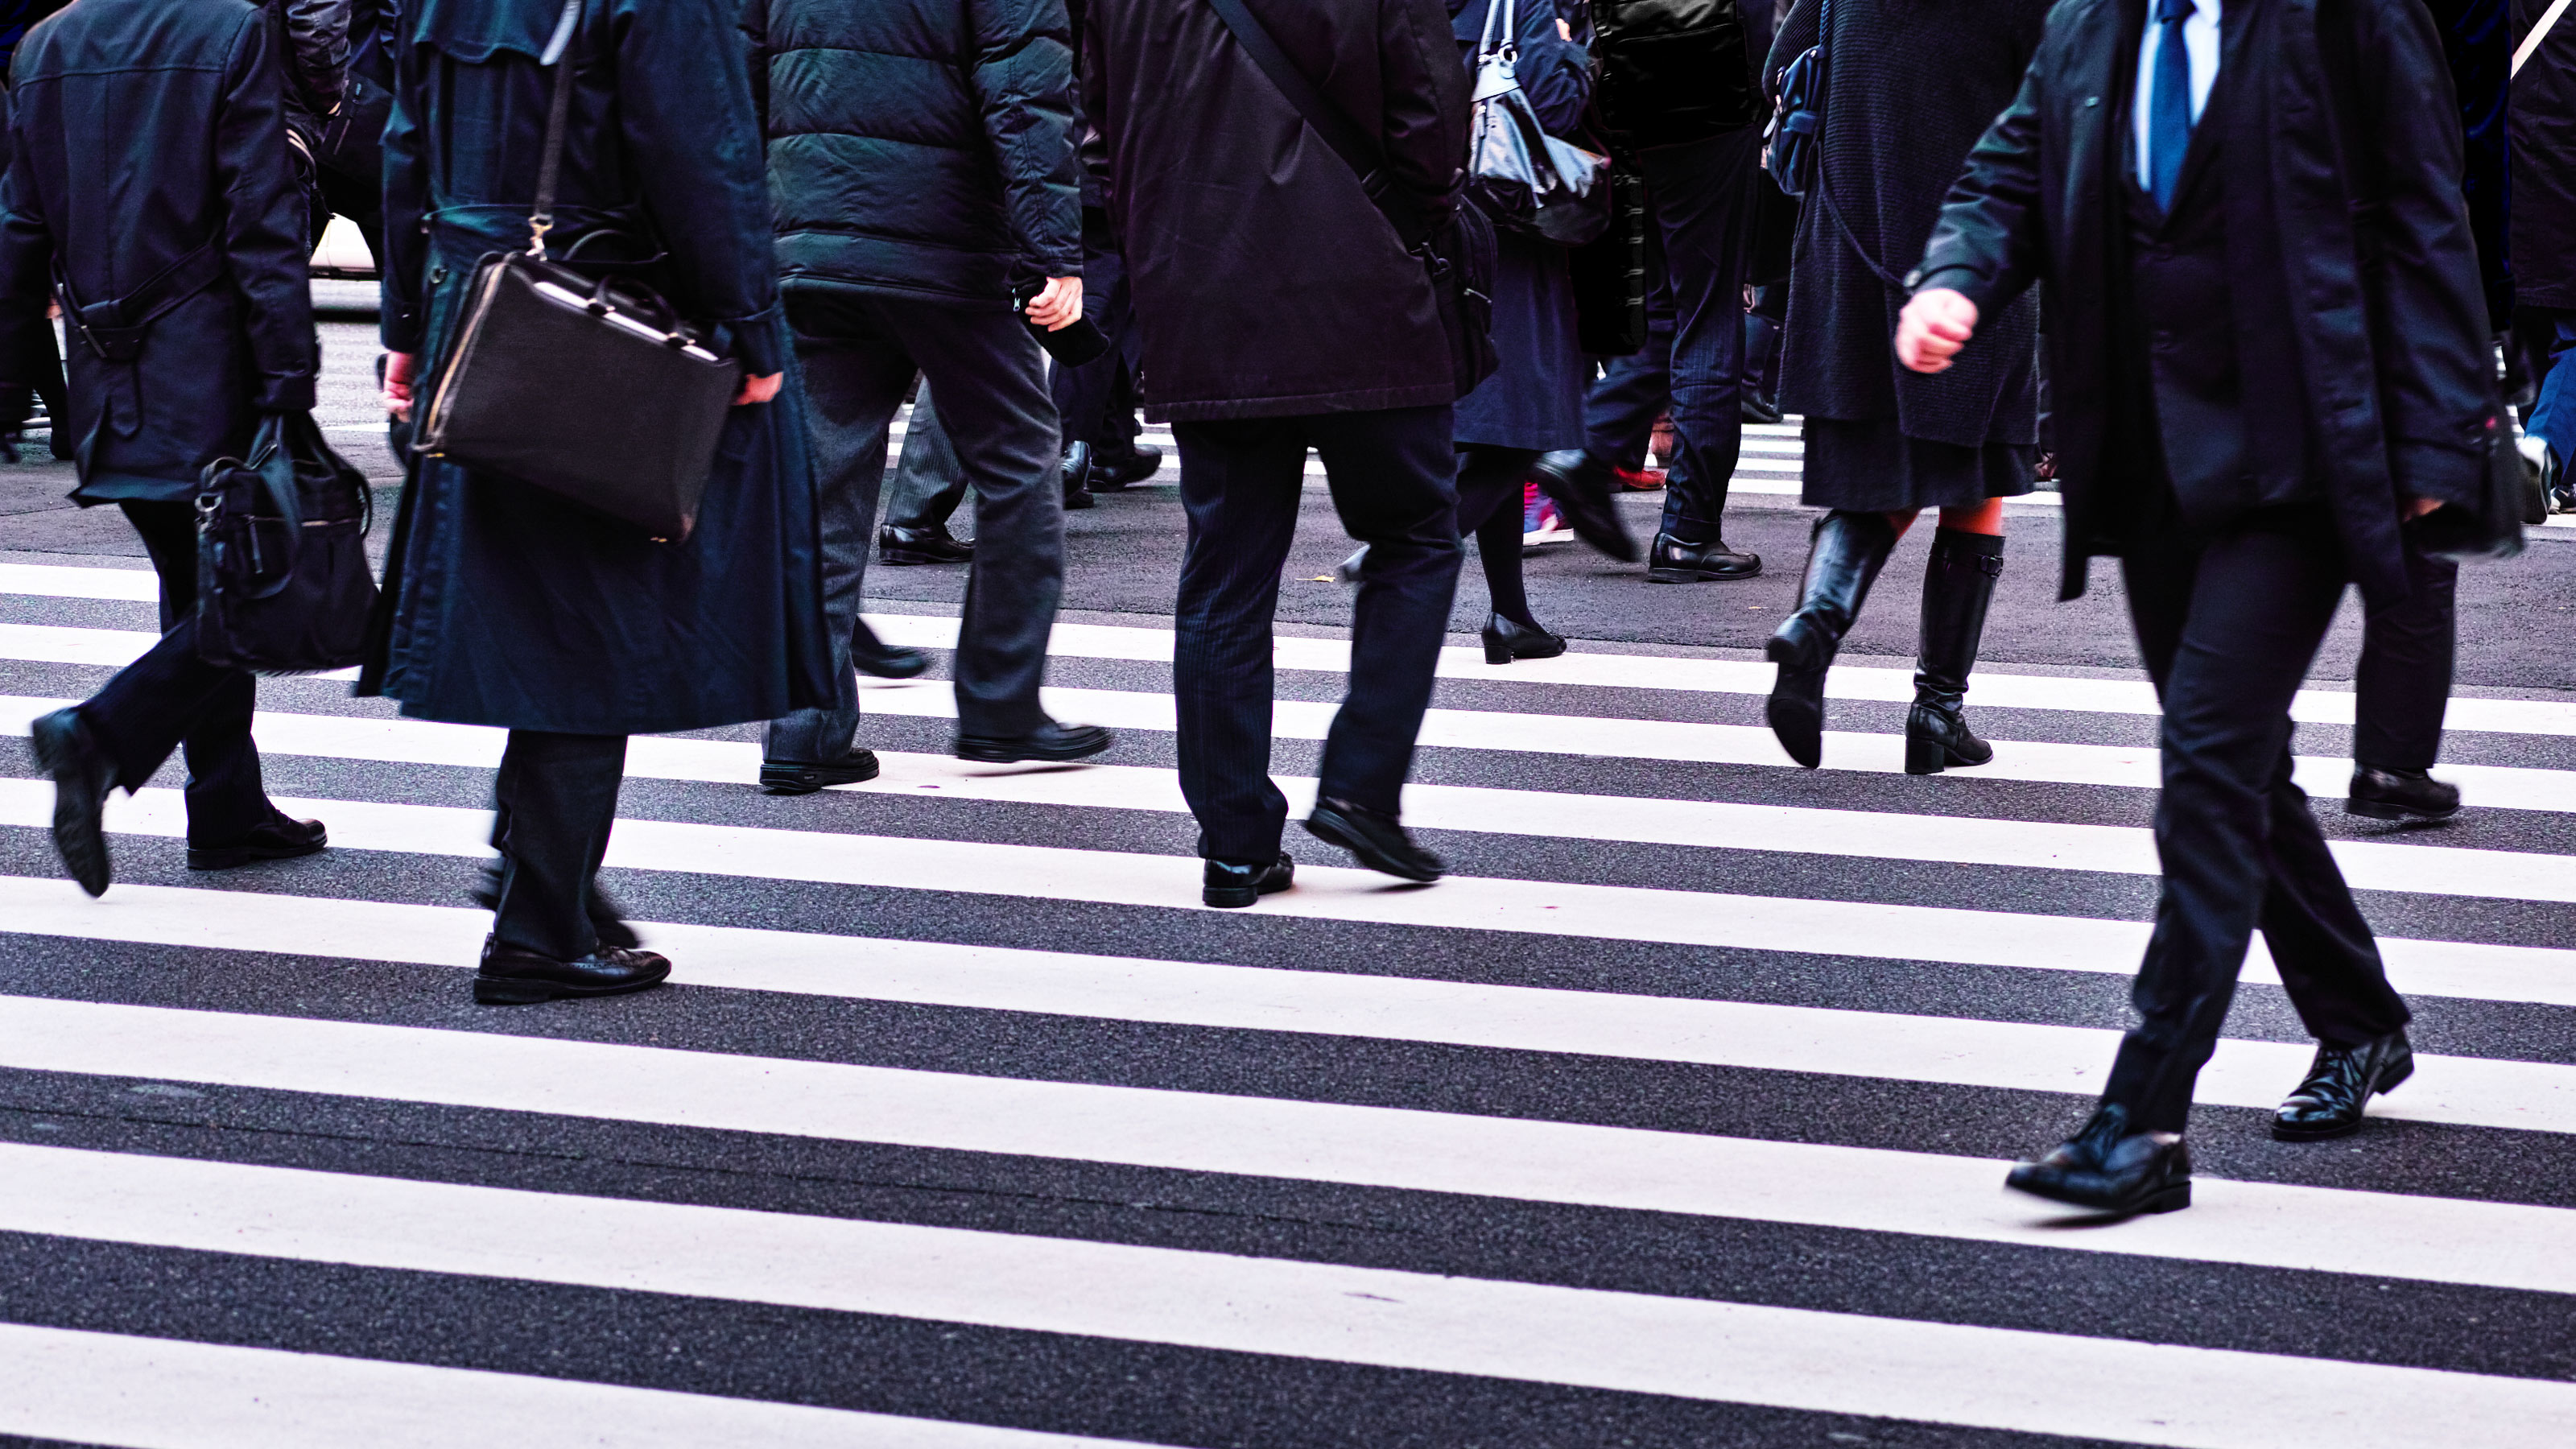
[2273,1030,2413,1141]
[1741,394,1785,425]
[1204,852,1294,908]
[473,936,671,1005]
[1525,450,1640,562]
[471,867,642,952]
[1647,530,1761,583]
[1304,797,1444,882]
[2005,1104,2192,1216]
[879,523,973,565]
[188,813,327,870]
[761,749,881,795]
[1061,441,1095,510]
[852,629,931,680]
[1480,612,1567,663]
[29,708,116,897]
[956,720,1113,764]
[1088,443,1162,490]
[2346,766,2461,824]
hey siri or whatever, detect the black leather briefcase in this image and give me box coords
[410,0,740,541]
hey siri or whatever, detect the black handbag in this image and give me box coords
[1466,0,1611,246]
[1202,0,1499,398]
[411,0,741,541]
[2406,406,2529,563]
[195,412,381,673]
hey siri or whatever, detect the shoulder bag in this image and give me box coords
[1763,0,1903,287]
[1201,0,1499,398]
[195,411,381,674]
[1466,0,1611,245]
[411,0,741,542]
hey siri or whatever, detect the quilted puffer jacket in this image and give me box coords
[741,0,1084,307]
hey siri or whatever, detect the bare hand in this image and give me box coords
[382,351,416,421]
[733,372,782,407]
[1895,289,1979,374]
[2404,496,2445,519]
[1025,276,1084,332]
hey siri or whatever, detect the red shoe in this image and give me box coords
[1612,466,1666,491]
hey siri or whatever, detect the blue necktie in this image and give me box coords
[2148,0,2197,211]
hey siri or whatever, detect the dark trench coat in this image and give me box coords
[365,0,840,736]
[0,0,315,502]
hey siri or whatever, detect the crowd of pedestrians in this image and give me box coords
[0,0,2536,1220]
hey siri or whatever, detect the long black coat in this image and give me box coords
[2513,0,2576,308]
[1767,0,2048,448]
[1083,0,1469,421]
[741,0,1082,307]
[1913,0,2491,608]
[367,0,839,736]
[0,0,315,504]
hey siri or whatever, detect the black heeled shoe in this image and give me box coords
[1765,511,1898,769]
[1480,613,1566,663]
[1905,528,2004,775]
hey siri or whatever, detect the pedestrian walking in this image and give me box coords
[742,0,1111,795]
[2515,0,2576,510]
[1084,0,1470,906]
[1900,0,2496,1213]
[1759,0,2051,775]
[372,0,841,1003]
[7,0,330,897]
[1530,0,1771,582]
[1451,0,1592,665]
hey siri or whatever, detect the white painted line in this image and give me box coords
[4,573,2566,736]
[0,1323,1149,1449]
[5,1145,2570,1448]
[6,696,2568,898]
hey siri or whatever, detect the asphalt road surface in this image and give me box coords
[0,298,2571,1447]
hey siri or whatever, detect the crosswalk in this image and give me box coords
[2,553,2574,1446]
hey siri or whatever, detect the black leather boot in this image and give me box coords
[1765,511,1898,769]
[1480,612,1566,663]
[2273,1030,2413,1141]
[1906,528,2004,775]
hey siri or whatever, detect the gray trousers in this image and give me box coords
[883,384,972,534]
[764,291,1066,758]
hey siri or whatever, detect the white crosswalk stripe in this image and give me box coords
[2,558,2572,1447]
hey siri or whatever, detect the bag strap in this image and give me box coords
[2517,0,2573,77]
[1805,0,1904,288]
[526,0,584,258]
[1201,0,1423,237]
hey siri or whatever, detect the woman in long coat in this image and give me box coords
[372,0,839,1002]
[1761,0,2051,773]
[1450,0,1594,662]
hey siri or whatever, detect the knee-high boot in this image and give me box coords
[1765,510,1900,769]
[1907,527,2005,774]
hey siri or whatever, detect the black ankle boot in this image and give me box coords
[1906,528,2004,775]
[1765,511,1899,768]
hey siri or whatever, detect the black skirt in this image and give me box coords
[1798,416,2037,513]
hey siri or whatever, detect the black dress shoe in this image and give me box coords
[1647,530,1762,583]
[1741,394,1785,425]
[2005,1104,2193,1216]
[28,708,116,897]
[188,813,328,870]
[956,720,1113,764]
[850,621,931,679]
[879,523,973,565]
[2273,1030,2414,1141]
[1204,852,1294,908]
[1526,450,1641,562]
[1088,443,1162,489]
[1061,441,1095,510]
[2347,766,2461,824]
[471,868,642,952]
[760,749,881,795]
[473,937,671,1005]
[1481,612,1567,663]
[1304,797,1445,882]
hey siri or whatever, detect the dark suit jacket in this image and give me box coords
[1913,0,2491,609]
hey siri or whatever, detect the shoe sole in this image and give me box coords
[2345,798,2460,824]
[1483,642,1569,665]
[1647,564,1762,584]
[1203,877,1292,909]
[187,840,328,871]
[1302,814,1443,883]
[2272,1058,2413,1141]
[759,761,882,795]
[955,736,1113,765]
[878,551,970,567]
[2005,1174,2192,1216]
[473,966,672,1006]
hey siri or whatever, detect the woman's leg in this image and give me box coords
[1456,445,1544,630]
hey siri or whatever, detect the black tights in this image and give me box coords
[1455,444,1540,629]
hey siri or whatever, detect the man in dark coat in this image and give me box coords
[373,0,840,1003]
[742,0,1110,793]
[1084,0,1471,906]
[1897,0,2491,1213]
[2514,0,2576,508]
[4,0,331,897]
